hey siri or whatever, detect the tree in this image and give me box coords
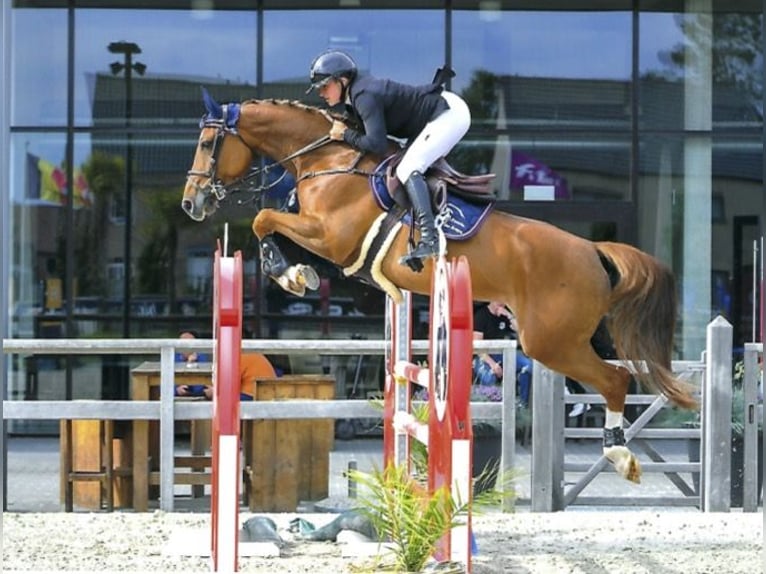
[448,69,502,176]
[76,151,125,297]
[655,13,762,120]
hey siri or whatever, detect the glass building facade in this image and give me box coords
[2,1,764,431]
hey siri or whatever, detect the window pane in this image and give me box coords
[10,8,68,126]
[85,132,219,336]
[639,8,763,130]
[453,10,632,130]
[74,8,257,127]
[264,8,445,103]
[452,134,630,202]
[711,135,762,348]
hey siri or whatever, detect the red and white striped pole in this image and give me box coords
[383,254,474,572]
[210,241,243,572]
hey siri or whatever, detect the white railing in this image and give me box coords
[1,337,514,512]
[6,331,758,513]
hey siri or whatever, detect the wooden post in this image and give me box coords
[530,363,565,512]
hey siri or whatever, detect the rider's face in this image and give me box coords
[318,78,343,106]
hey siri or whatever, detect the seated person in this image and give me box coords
[472,301,532,407]
[175,330,210,397]
[173,329,211,397]
[200,352,277,401]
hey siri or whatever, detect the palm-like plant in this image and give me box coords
[349,464,465,573]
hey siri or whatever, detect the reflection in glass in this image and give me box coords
[452,135,630,202]
[453,9,632,129]
[10,8,68,126]
[9,133,69,340]
[264,8,444,103]
[74,8,258,126]
[640,8,763,129]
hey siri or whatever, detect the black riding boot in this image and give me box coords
[401,171,438,262]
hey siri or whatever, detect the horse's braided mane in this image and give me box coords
[241,98,345,121]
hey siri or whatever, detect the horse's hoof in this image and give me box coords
[625,459,642,484]
[604,445,642,484]
[297,265,320,290]
[614,454,642,483]
[274,273,306,297]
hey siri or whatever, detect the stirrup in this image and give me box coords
[409,240,438,259]
[399,240,437,272]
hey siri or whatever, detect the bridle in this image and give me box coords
[187,105,375,206]
[186,114,241,202]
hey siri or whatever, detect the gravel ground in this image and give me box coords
[2,510,763,573]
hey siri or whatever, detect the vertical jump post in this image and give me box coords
[211,237,243,572]
[383,254,474,572]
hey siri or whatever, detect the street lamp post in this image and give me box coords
[108,41,145,338]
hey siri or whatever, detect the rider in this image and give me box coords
[306,49,471,268]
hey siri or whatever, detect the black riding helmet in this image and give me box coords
[306,50,357,94]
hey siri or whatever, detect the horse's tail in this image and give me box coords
[596,241,697,409]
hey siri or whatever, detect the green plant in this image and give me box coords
[348,463,517,573]
[733,360,745,384]
[349,464,463,573]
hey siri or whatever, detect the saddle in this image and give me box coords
[385,151,496,208]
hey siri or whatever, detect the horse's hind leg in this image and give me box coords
[581,358,641,483]
[542,344,641,483]
[597,364,642,483]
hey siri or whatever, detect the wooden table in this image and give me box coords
[131,361,213,512]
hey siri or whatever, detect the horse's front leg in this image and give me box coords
[259,236,320,296]
[253,209,326,296]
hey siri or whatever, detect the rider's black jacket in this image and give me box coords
[342,74,449,157]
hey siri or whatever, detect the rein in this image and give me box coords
[231,134,337,201]
[295,150,373,183]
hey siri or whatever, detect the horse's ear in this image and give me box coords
[201,86,222,119]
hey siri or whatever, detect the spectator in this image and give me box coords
[201,352,277,401]
[175,330,210,398]
[472,301,532,407]
[566,378,591,418]
[174,329,278,400]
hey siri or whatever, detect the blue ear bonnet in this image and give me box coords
[200,87,240,129]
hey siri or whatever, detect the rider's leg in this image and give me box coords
[403,171,438,258]
[396,91,471,263]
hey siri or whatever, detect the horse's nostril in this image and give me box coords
[181,198,193,213]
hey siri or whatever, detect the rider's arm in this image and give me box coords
[342,91,389,157]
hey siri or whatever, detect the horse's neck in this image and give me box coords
[240,102,330,166]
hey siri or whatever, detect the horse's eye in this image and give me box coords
[200,139,214,151]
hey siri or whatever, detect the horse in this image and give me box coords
[182,90,696,484]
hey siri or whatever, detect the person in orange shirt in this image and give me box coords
[202,352,277,400]
[237,352,277,400]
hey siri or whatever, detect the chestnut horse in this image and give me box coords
[182,91,695,483]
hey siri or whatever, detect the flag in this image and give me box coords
[24,152,91,208]
[72,168,93,208]
[38,157,66,204]
[510,151,570,200]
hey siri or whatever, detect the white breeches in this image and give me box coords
[395,90,471,183]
